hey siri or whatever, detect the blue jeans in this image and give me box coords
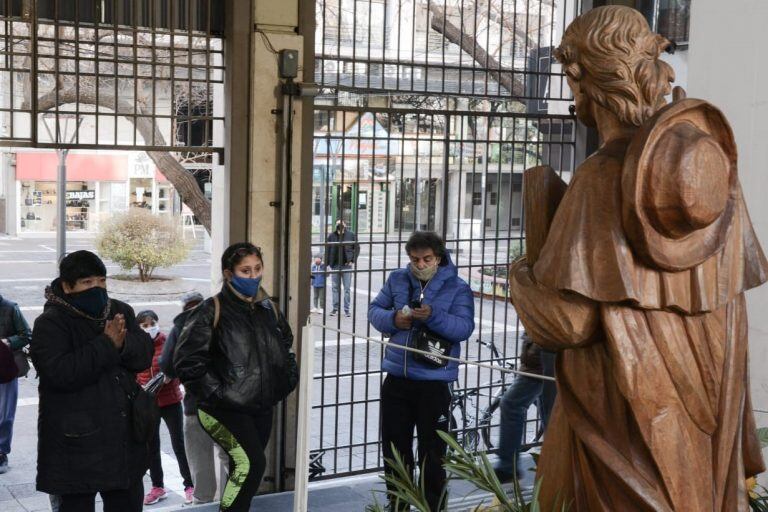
[495,352,556,474]
[0,378,19,455]
[331,268,352,313]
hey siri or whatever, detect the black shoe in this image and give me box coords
[0,453,8,474]
[493,466,515,484]
[330,310,338,316]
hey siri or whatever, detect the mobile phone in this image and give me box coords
[410,299,422,309]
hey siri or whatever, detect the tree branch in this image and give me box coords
[429,3,524,97]
[32,85,212,234]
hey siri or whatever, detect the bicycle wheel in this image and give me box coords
[449,397,480,452]
[478,394,502,450]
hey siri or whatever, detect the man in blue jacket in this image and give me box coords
[368,231,475,511]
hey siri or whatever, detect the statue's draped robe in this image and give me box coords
[510,142,768,512]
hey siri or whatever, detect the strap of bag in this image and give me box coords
[212,294,221,329]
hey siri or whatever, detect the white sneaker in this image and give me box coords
[317,308,324,314]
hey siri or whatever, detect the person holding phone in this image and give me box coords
[368,232,475,511]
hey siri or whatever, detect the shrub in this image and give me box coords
[97,208,190,282]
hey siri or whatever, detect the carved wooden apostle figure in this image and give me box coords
[509,6,768,511]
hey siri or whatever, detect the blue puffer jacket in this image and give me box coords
[368,253,475,381]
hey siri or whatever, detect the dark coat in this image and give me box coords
[173,284,298,414]
[325,229,360,268]
[160,308,199,415]
[518,333,550,375]
[30,280,153,495]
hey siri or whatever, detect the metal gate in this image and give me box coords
[311,0,583,478]
[0,0,224,152]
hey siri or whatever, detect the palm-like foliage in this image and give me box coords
[368,431,568,511]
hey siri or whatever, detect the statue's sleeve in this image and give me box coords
[509,258,600,350]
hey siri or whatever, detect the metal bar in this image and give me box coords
[293,322,316,512]
[315,323,555,381]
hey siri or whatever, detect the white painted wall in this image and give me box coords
[687,0,768,475]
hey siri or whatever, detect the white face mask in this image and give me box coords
[143,325,160,339]
[410,262,439,281]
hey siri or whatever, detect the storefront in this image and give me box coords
[15,151,180,234]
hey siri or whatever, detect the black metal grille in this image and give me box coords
[311,0,582,480]
[0,0,224,152]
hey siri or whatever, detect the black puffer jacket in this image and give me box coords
[30,280,153,495]
[519,332,548,375]
[173,284,298,414]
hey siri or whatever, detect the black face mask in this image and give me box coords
[336,224,344,234]
[66,286,109,318]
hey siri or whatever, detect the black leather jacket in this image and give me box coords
[173,284,298,413]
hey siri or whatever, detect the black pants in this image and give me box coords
[197,405,273,512]
[381,375,452,511]
[149,401,194,489]
[59,477,144,512]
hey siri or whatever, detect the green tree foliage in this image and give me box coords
[98,208,190,282]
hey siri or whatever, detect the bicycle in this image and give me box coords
[449,337,546,452]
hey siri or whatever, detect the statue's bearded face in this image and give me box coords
[567,77,597,128]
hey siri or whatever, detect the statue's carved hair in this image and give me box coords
[554,6,674,126]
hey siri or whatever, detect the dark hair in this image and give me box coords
[405,231,446,259]
[221,242,263,273]
[59,250,107,286]
[136,310,159,323]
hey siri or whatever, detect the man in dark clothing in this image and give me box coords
[30,251,153,512]
[0,293,32,473]
[325,219,359,317]
[493,332,556,482]
[159,291,227,504]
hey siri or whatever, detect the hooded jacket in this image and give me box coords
[30,279,153,495]
[173,283,298,414]
[368,253,475,381]
[136,332,184,408]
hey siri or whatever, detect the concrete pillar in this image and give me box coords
[244,0,315,493]
[687,0,768,479]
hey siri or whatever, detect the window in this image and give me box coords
[639,0,691,45]
[472,192,482,206]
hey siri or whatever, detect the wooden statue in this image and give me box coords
[509,6,768,511]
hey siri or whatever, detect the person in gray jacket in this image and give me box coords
[159,291,227,504]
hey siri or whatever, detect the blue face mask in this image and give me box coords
[230,275,262,297]
[66,286,109,317]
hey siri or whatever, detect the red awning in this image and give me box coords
[15,152,131,181]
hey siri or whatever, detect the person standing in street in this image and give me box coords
[135,310,195,506]
[0,292,32,474]
[325,219,359,317]
[492,332,556,482]
[310,255,327,314]
[30,250,153,512]
[174,243,298,512]
[159,291,229,505]
[368,231,475,511]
